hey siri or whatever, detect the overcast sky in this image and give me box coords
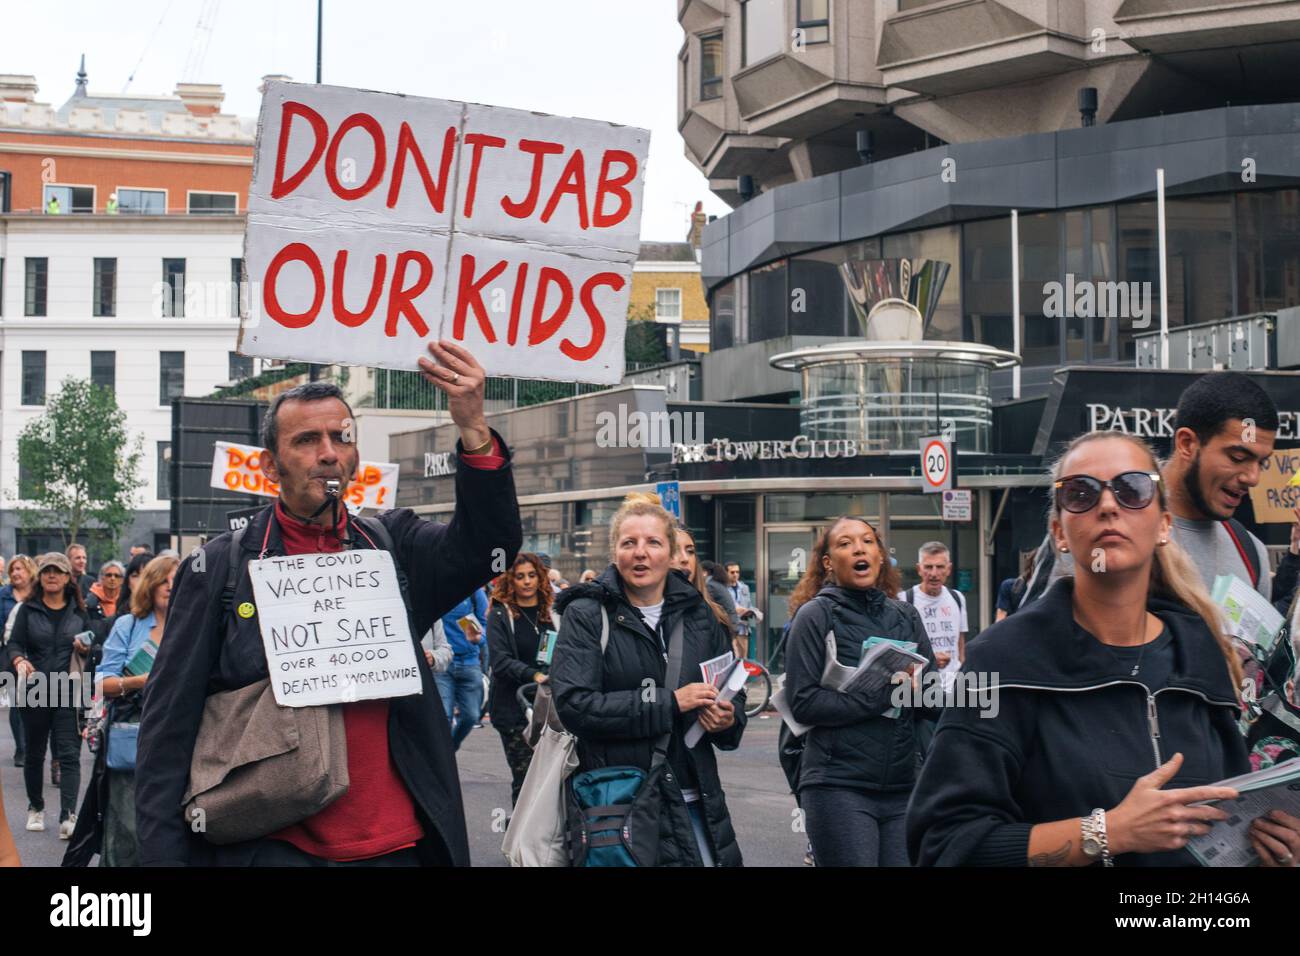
[1,0,730,239]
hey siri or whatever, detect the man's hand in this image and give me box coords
[424,649,434,668]
[14,659,34,679]
[418,340,490,450]
[934,651,952,670]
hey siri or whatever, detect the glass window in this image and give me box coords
[1117,196,1234,359]
[1018,212,1062,368]
[962,218,1014,352]
[188,192,237,214]
[162,258,186,318]
[91,351,115,392]
[93,257,116,317]
[796,0,829,44]
[700,33,723,100]
[789,241,886,337]
[43,184,93,213]
[882,225,962,341]
[119,188,165,214]
[159,351,184,405]
[21,351,46,405]
[24,257,47,316]
[1236,188,1300,315]
[656,287,682,320]
[765,494,880,522]
[742,0,784,67]
[229,351,253,381]
[711,280,736,349]
[157,441,172,499]
[749,259,788,343]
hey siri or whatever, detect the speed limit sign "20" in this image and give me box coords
[920,436,954,493]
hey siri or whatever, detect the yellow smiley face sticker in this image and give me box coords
[237,602,256,619]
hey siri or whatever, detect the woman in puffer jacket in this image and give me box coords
[782,515,936,867]
[550,493,746,866]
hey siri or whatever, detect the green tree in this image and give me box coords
[14,378,145,550]
[624,303,668,366]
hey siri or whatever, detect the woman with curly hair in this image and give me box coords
[782,516,936,867]
[487,553,556,805]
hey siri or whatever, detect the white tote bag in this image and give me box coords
[501,723,578,867]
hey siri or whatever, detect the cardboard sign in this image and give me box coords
[239,81,649,385]
[210,440,398,511]
[1248,449,1300,523]
[247,550,422,707]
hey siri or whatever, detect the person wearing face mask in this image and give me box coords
[782,517,937,867]
[551,493,746,866]
[487,552,556,805]
[908,432,1300,867]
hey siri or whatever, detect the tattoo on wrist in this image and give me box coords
[1028,841,1072,867]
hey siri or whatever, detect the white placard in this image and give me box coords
[239,81,649,386]
[247,549,422,707]
[942,489,972,522]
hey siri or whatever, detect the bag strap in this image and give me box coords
[1223,519,1261,588]
[352,516,411,601]
[947,586,964,611]
[902,587,913,605]
[221,526,249,611]
[599,605,609,654]
[651,616,685,769]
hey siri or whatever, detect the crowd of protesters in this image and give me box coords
[1,368,1299,869]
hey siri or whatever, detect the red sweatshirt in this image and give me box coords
[269,439,505,861]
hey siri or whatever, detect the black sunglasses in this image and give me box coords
[1054,471,1160,514]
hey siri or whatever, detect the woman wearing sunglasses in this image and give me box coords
[908,432,1300,866]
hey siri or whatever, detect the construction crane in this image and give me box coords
[182,0,222,82]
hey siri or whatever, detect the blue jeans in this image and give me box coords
[435,665,483,751]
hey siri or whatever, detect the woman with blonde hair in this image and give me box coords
[487,552,556,805]
[551,492,746,865]
[75,554,179,866]
[908,432,1300,866]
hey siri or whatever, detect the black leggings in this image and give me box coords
[22,705,81,817]
[801,786,911,867]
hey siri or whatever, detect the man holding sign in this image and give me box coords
[136,339,521,867]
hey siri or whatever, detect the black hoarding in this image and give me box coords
[170,398,268,537]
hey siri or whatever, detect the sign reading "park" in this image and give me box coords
[239,81,649,386]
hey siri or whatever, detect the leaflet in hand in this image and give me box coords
[700,651,736,688]
[124,639,159,677]
[685,656,749,748]
[535,627,558,667]
[821,632,926,697]
[1187,760,1300,866]
[1212,574,1284,658]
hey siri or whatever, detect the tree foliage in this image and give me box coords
[14,378,145,549]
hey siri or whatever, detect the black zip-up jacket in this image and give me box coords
[7,598,89,676]
[135,433,521,867]
[487,603,551,731]
[907,577,1249,867]
[551,566,746,866]
[783,585,937,792]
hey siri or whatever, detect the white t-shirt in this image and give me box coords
[637,600,664,632]
[908,586,967,692]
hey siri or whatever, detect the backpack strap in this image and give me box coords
[1223,519,1262,589]
[599,605,609,654]
[902,586,913,605]
[947,586,965,612]
[651,616,685,769]
[221,526,249,611]
[352,515,411,601]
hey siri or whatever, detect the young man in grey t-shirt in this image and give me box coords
[1023,371,1278,604]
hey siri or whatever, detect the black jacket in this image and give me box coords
[487,603,551,731]
[135,434,521,867]
[783,585,937,793]
[907,577,1250,867]
[550,566,746,866]
[6,598,90,676]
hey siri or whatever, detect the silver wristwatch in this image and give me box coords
[1080,808,1113,866]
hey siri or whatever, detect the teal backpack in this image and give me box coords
[567,608,684,867]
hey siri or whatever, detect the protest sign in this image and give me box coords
[239,80,649,385]
[247,550,422,707]
[210,440,398,510]
[1247,448,1300,522]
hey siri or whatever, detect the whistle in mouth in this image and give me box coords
[324,478,342,497]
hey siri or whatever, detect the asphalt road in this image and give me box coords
[2,708,806,867]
